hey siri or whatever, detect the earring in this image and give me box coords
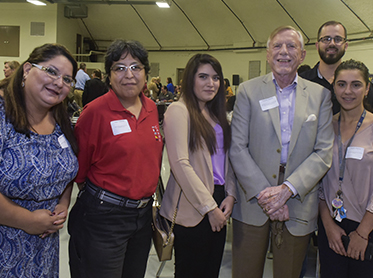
[22,76,26,88]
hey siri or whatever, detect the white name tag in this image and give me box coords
[259,96,279,111]
[110,120,131,136]
[58,135,69,149]
[346,147,364,160]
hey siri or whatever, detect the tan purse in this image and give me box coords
[152,179,181,262]
[151,204,177,261]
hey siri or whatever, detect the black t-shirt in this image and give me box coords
[300,62,373,114]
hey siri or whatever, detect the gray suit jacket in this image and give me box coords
[230,73,334,236]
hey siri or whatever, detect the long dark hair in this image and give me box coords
[182,54,231,154]
[2,43,78,155]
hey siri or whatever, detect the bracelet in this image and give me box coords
[355,230,369,241]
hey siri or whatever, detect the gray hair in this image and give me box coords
[266,26,304,50]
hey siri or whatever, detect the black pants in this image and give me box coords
[173,185,226,278]
[68,188,153,278]
[318,217,373,278]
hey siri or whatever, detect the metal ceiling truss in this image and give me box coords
[1,0,372,52]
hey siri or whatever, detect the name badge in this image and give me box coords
[58,134,69,149]
[345,147,364,160]
[111,120,131,136]
[259,96,279,111]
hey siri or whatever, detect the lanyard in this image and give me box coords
[337,109,366,186]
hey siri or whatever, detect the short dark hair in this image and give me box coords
[79,62,86,70]
[167,77,173,84]
[317,21,347,39]
[92,69,102,79]
[105,40,150,87]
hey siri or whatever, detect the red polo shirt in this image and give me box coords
[74,89,163,200]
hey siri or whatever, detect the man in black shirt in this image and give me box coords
[82,69,108,107]
[300,21,373,114]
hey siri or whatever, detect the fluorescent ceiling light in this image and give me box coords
[27,0,46,5]
[156,2,170,8]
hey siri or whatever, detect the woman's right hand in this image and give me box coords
[22,209,65,236]
[324,220,348,256]
[207,207,226,232]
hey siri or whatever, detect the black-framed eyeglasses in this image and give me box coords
[110,64,144,74]
[318,36,346,45]
[32,64,75,87]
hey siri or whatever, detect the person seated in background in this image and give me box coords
[143,89,156,102]
[174,85,181,101]
[3,61,20,78]
[82,69,108,107]
[226,94,236,124]
[224,78,234,101]
[157,85,174,102]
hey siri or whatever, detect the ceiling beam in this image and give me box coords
[0,0,160,4]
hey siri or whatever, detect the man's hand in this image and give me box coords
[258,184,292,215]
[267,204,290,222]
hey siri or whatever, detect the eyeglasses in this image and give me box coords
[110,64,144,74]
[318,36,346,45]
[32,64,75,87]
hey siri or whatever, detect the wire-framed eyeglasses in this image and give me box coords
[32,63,75,87]
[110,64,144,74]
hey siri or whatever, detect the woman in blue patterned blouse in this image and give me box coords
[0,44,79,277]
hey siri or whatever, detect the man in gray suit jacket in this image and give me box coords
[229,26,334,278]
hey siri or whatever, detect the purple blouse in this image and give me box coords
[211,124,225,185]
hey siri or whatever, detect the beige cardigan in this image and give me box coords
[160,100,236,227]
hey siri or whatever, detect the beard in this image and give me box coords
[319,46,345,65]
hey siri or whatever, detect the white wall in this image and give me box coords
[0,3,89,79]
[0,3,58,77]
[56,4,88,55]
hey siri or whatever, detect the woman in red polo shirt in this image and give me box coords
[68,40,163,278]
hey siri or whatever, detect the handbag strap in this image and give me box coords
[165,191,182,245]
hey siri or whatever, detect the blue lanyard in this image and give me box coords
[337,109,366,186]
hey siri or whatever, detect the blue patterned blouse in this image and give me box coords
[0,98,78,277]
